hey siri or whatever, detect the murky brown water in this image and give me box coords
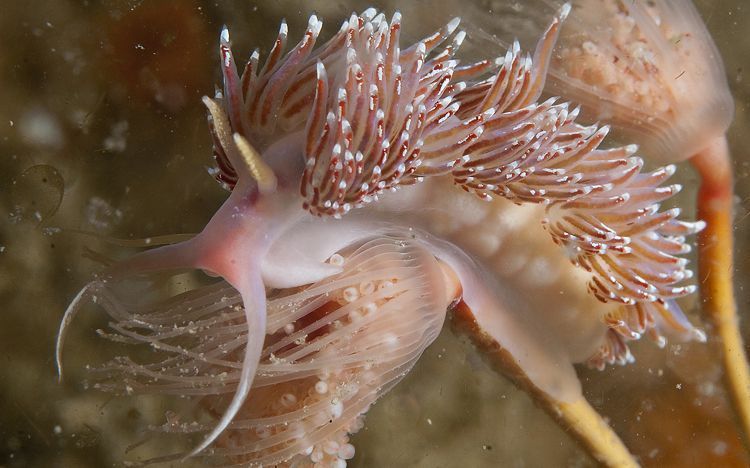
[1,1,749,467]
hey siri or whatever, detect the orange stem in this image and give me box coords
[451,303,639,467]
[691,136,750,447]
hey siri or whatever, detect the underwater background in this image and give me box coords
[1,1,749,466]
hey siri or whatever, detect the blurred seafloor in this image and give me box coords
[1,1,749,467]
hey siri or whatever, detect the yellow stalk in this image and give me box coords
[691,136,750,448]
[451,303,640,468]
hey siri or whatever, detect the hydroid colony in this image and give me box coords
[56,4,727,467]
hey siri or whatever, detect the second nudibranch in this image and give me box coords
[517,0,748,452]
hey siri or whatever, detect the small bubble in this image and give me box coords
[311,448,324,463]
[323,440,339,455]
[328,253,345,266]
[712,440,728,456]
[315,381,328,394]
[10,164,64,225]
[280,393,297,407]
[342,287,359,303]
[338,443,355,460]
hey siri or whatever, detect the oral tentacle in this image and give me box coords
[58,178,284,456]
[55,280,102,381]
[56,238,203,382]
[186,271,267,458]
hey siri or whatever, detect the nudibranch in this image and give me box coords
[544,0,733,161]
[57,6,707,466]
[505,0,747,449]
